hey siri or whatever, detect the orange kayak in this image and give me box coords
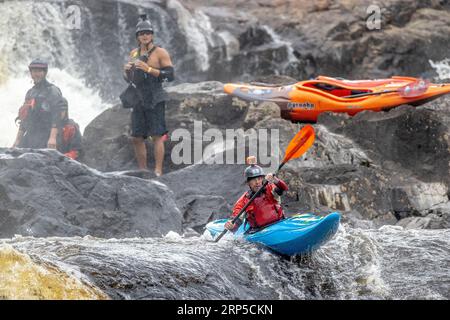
[224,76,450,122]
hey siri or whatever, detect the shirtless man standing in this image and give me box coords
[123,15,175,177]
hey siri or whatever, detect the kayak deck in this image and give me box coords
[206,212,340,256]
[224,76,450,122]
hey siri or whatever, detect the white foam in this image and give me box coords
[164,231,183,242]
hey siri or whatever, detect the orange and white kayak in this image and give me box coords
[224,76,450,123]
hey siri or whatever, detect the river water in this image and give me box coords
[1,224,448,300]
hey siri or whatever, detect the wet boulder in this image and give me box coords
[0,148,182,238]
[80,81,249,174]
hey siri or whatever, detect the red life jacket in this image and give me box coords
[232,181,287,228]
[59,120,81,160]
[17,98,36,122]
[62,122,77,144]
[64,150,79,160]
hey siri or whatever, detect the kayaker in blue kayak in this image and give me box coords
[224,156,289,231]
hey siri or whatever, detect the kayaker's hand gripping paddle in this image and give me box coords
[214,124,316,243]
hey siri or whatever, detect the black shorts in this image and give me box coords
[131,101,168,138]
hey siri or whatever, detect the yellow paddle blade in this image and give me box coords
[282,124,315,164]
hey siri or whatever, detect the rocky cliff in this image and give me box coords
[76,81,450,234]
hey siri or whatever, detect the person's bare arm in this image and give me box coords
[158,48,173,68]
[47,127,58,149]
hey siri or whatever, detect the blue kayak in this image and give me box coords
[206,212,340,256]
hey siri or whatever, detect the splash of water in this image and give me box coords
[5,224,449,300]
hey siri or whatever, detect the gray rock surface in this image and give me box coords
[0,148,182,238]
[198,0,450,80]
[41,0,449,100]
[79,80,450,230]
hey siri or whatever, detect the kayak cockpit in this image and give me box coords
[300,82,372,98]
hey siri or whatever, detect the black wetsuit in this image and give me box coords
[18,79,67,148]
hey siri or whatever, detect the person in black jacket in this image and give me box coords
[13,59,67,150]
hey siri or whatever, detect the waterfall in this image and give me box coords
[0,1,110,147]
